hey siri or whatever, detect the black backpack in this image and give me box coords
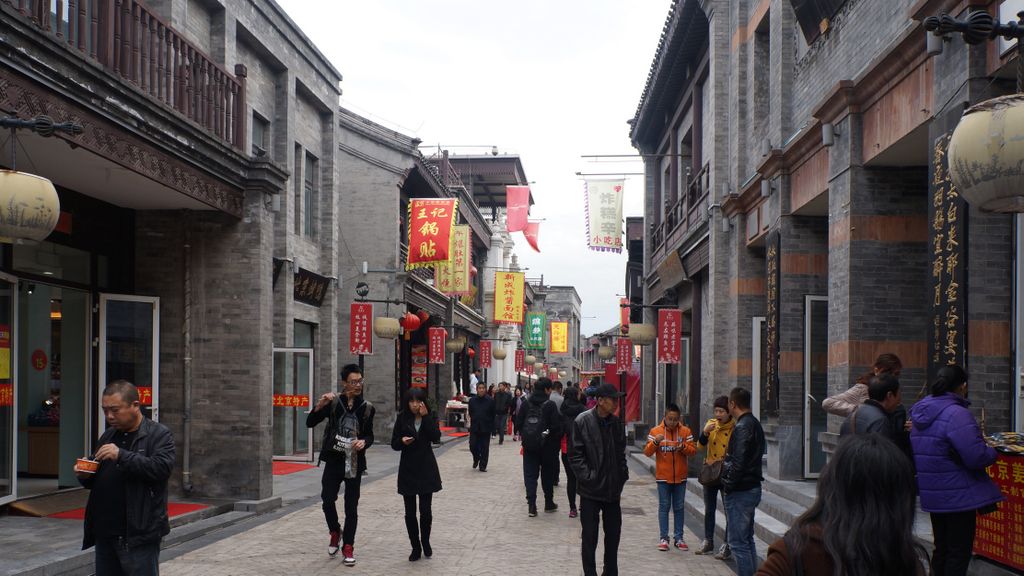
[520,400,546,452]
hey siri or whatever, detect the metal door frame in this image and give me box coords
[752,316,766,421]
[0,272,18,506]
[97,294,160,439]
[803,295,828,479]
[272,347,314,462]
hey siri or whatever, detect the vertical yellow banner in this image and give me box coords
[550,321,568,354]
[435,225,471,295]
[493,271,525,325]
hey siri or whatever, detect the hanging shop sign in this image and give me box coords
[765,231,780,414]
[550,321,569,354]
[515,349,525,372]
[973,453,1024,571]
[0,383,11,407]
[479,340,492,369]
[406,198,458,270]
[435,225,472,295]
[506,185,530,232]
[0,170,60,243]
[928,122,968,384]
[525,312,547,349]
[585,179,624,252]
[349,303,373,355]
[658,309,682,364]
[272,394,309,408]
[428,327,447,364]
[294,267,329,307]
[616,337,632,374]
[493,271,525,325]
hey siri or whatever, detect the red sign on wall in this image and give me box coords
[515,349,525,372]
[974,453,1024,571]
[658,309,682,364]
[428,327,447,364]
[272,394,309,408]
[135,386,154,406]
[479,340,492,369]
[0,384,12,407]
[616,338,632,374]
[31,349,47,371]
[349,303,373,355]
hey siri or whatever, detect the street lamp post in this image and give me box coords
[924,11,1024,92]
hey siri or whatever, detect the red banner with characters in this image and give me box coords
[406,198,458,270]
[479,340,492,369]
[974,453,1024,571]
[272,394,309,408]
[0,383,12,407]
[349,303,373,355]
[515,349,525,372]
[525,361,534,375]
[428,327,447,364]
[136,386,154,406]
[658,309,682,364]
[616,338,632,373]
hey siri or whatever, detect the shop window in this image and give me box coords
[252,113,269,158]
[303,153,318,239]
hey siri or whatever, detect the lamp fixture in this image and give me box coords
[822,123,839,147]
[761,179,773,198]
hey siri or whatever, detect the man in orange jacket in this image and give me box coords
[644,403,697,551]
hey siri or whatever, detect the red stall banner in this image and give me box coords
[620,297,630,331]
[658,309,682,364]
[406,198,458,270]
[479,340,492,369]
[616,337,632,373]
[428,327,447,364]
[349,303,373,355]
[515,349,525,372]
[974,453,1024,571]
[525,361,534,375]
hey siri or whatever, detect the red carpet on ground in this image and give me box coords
[272,461,316,475]
[48,502,208,520]
[446,432,469,437]
[439,426,456,432]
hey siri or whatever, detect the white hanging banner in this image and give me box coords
[585,179,624,253]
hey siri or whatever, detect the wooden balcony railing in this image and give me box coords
[3,0,246,150]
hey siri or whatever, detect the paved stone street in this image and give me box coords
[160,439,736,576]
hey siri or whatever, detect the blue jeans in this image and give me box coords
[94,536,160,576]
[724,485,761,576]
[657,481,685,540]
[703,484,727,544]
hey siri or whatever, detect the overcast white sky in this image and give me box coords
[275,0,671,336]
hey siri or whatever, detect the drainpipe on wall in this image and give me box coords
[181,213,194,494]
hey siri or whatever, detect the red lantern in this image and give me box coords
[416,309,431,324]
[399,312,421,333]
[467,346,476,358]
[470,265,479,277]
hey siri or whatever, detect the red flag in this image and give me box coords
[523,221,541,252]
[506,186,530,232]
[479,340,492,369]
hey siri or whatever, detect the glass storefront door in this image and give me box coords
[804,295,828,478]
[273,348,313,461]
[0,275,16,505]
[98,295,159,436]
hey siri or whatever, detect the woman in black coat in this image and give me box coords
[391,387,442,561]
[560,385,587,518]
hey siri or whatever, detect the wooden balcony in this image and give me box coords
[4,0,246,150]
[650,162,710,267]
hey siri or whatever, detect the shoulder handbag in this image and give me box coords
[698,459,724,487]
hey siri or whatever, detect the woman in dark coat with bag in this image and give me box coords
[391,388,442,561]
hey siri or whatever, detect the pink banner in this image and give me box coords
[349,303,373,355]
[658,309,682,364]
[616,338,632,374]
[523,221,541,252]
[428,327,446,364]
[506,185,530,232]
[479,340,492,369]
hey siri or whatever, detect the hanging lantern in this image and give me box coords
[493,348,507,360]
[416,309,431,324]
[446,336,466,353]
[548,367,558,375]
[948,94,1024,212]
[399,312,421,333]
[597,346,614,360]
[0,171,60,243]
[467,346,476,358]
[524,354,537,365]
[629,323,656,346]
[557,370,567,379]
[533,362,545,372]
[373,317,402,338]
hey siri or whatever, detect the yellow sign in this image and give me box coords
[493,271,525,325]
[435,225,472,296]
[550,321,568,354]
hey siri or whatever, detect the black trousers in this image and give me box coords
[561,452,578,509]
[580,496,622,576]
[469,430,491,468]
[320,460,362,546]
[930,510,977,576]
[94,536,159,576]
[402,493,433,549]
[523,445,559,505]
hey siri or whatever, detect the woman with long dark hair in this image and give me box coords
[910,364,1003,576]
[757,434,927,576]
[390,387,442,561]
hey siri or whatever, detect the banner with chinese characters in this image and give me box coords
[411,344,428,388]
[272,394,309,408]
[479,340,492,369]
[616,337,632,374]
[927,114,968,385]
[515,349,525,372]
[506,185,530,232]
[658,309,682,364]
[0,323,9,379]
[765,231,780,414]
[550,321,569,354]
[294,267,330,307]
[620,298,630,330]
[406,198,458,270]
[136,386,153,406]
[525,312,547,349]
[435,225,472,296]
[585,179,624,252]
[525,361,534,375]
[973,453,1024,571]
[0,383,10,406]
[349,303,373,355]
[493,271,525,325]
[428,327,447,364]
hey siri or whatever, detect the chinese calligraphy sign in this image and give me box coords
[657,309,682,364]
[428,327,447,364]
[550,321,569,354]
[493,271,525,325]
[435,225,472,296]
[765,231,780,414]
[585,179,625,252]
[406,198,458,270]
[349,303,373,355]
[525,312,547,349]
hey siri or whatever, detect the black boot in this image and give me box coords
[420,511,433,558]
[405,514,421,561]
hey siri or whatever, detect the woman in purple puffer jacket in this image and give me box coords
[909,364,1003,576]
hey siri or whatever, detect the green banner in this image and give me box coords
[524,312,546,349]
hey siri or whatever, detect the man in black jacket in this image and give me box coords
[468,382,495,471]
[516,377,562,516]
[721,387,765,576]
[569,383,628,576]
[492,382,513,444]
[839,373,913,466]
[76,380,175,576]
[306,363,375,566]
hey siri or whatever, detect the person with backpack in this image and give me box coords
[306,363,376,567]
[516,377,563,517]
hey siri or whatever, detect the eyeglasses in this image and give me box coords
[346,378,364,385]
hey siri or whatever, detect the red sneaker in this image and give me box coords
[328,531,340,556]
[675,539,689,551]
[342,544,355,566]
[658,538,669,551]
